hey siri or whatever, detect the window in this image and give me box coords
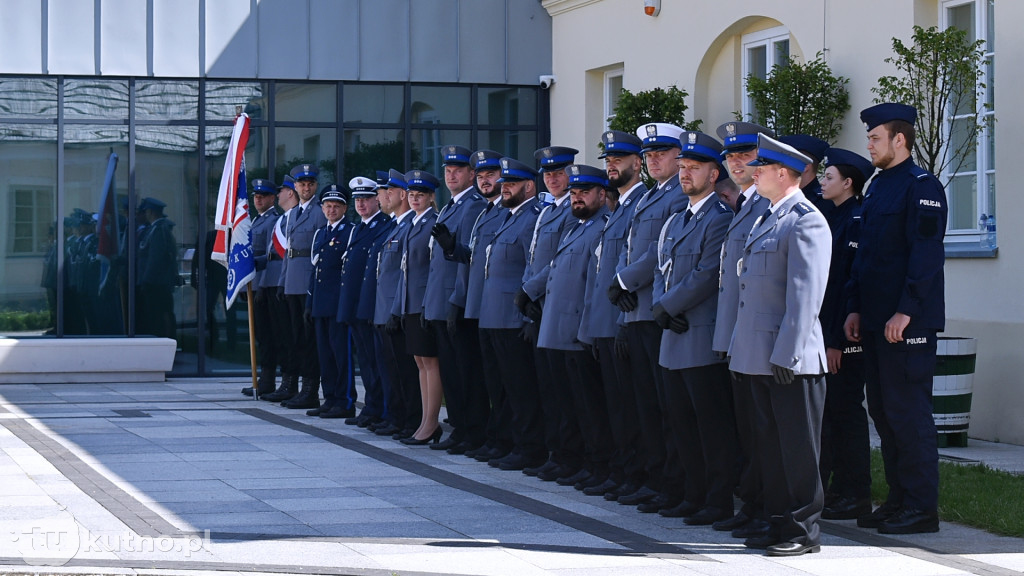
[8,186,54,255]
[742,26,790,122]
[604,68,623,131]
[942,0,995,244]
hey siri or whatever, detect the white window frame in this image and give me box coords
[741,26,790,122]
[603,68,624,131]
[940,0,995,244]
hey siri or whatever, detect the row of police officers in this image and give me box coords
[242,101,946,557]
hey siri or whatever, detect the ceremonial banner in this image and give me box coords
[211,113,255,309]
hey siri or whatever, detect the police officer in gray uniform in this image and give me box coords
[730,134,830,557]
[578,130,647,499]
[710,121,775,537]
[242,178,281,397]
[262,177,302,402]
[426,145,488,453]
[279,164,329,409]
[606,123,688,513]
[653,131,737,525]
[478,158,545,468]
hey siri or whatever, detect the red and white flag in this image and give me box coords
[271,216,288,260]
[211,113,255,309]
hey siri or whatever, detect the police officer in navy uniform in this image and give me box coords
[779,134,834,219]
[262,177,302,403]
[538,164,613,486]
[607,123,688,513]
[710,121,775,537]
[653,131,738,526]
[136,197,177,339]
[338,177,393,428]
[731,134,831,556]
[372,170,421,439]
[279,164,330,409]
[477,158,545,468]
[443,150,514,461]
[516,146,583,482]
[305,185,353,417]
[845,103,946,535]
[426,145,489,454]
[817,148,874,520]
[242,178,281,397]
[578,130,646,499]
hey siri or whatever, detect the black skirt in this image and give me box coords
[404,313,438,357]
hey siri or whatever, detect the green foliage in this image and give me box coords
[0,310,49,332]
[745,52,850,143]
[872,25,989,183]
[342,140,409,185]
[607,85,701,186]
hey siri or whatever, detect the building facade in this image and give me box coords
[0,0,553,375]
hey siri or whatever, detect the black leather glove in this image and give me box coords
[616,290,638,313]
[303,309,313,326]
[276,286,285,301]
[386,314,402,334]
[652,302,672,330]
[714,350,728,361]
[614,327,630,360]
[771,363,795,385]
[446,305,460,336]
[524,299,543,322]
[253,288,264,305]
[519,322,539,345]
[514,288,532,315]
[667,313,689,334]
[590,342,600,362]
[607,282,626,305]
[430,223,456,254]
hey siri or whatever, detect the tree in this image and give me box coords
[745,52,850,143]
[607,85,702,186]
[872,25,988,185]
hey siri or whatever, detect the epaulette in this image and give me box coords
[601,213,610,223]
[792,202,813,216]
[471,192,484,201]
[909,165,931,180]
[714,201,731,213]
[530,204,542,214]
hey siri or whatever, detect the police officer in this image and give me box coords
[442,150,514,461]
[426,145,488,454]
[305,185,353,417]
[653,131,738,525]
[578,130,646,499]
[845,103,946,535]
[779,134,833,218]
[279,164,329,410]
[538,164,612,486]
[262,177,302,403]
[817,148,874,520]
[370,170,420,439]
[710,121,775,537]
[338,177,393,428]
[476,158,545,468]
[730,134,830,556]
[136,197,177,339]
[606,123,688,513]
[516,146,583,482]
[242,178,281,397]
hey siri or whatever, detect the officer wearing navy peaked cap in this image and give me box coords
[844,103,946,535]
[136,197,177,339]
[780,134,834,218]
[261,175,303,404]
[242,178,283,398]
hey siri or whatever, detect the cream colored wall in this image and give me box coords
[544,0,1024,445]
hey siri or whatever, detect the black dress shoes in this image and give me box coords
[358,416,383,429]
[523,459,555,476]
[877,507,940,534]
[576,472,608,491]
[475,446,509,463]
[712,510,752,532]
[392,428,415,440]
[683,506,733,525]
[430,435,462,451]
[822,496,873,520]
[447,439,481,455]
[306,405,329,417]
[537,464,575,482]
[732,519,770,539]
[604,482,641,501]
[765,541,820,556]
[743,533,780,550]
[856,501,901,528]
[582,478,619,496]
[617,486,658,506]
[400,427,443,446]
[373,423,401,436]
[556,469,591,487]
[320,406,355,419]
[495,453,546,471]
[242,386,254,396]
[655,499,698,517]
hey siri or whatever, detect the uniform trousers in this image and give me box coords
[377,324,422,431]
[477,328,514,452]
[820,350,871,499]
[662,363,739,511]
[625,321,670,492]
[486,328,545,459]
[593,337,643,485]
[431,317,487,444]
[750,373,825,546]
[267,292,298,377]
[535,346,584,469]
[350,321,383,419]
[564,350,613,474]
[314,316,352,410]
[286,295,319,378]
[863,329,939,511]
[252,288,279,374]
[732,372,765,518]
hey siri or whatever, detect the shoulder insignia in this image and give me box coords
[793,202,813,216]
[530,205,541,214]
[602,213,610,223]
[715,201,731,213]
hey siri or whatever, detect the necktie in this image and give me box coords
[683,209,693,227]
[759,208,773,227]
[502,211,513,225]
[297,205,304,218]
[736,194,745,213]
[485,202,494,213]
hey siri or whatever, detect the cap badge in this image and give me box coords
[646,125,658,137]
[725,124,736,137]
[570,166,579,175]
[501,159,509,169]
[543,149,553,158]
[303,164,311,171]
[605,131,615,142]
[688,133,697,144]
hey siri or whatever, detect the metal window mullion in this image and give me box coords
[56,77,65,337]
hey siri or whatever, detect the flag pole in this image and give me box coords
[246,282,259,400]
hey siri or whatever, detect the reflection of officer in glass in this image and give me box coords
[41,222,58,333]
[136,197,177,338]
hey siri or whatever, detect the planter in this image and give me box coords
[932,336,977,448]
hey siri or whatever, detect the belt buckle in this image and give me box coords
[287,248,294,258]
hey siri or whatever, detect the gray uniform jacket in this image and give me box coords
[423,188,486,321]
[538,206,610,351]
[712,189,767,353]
[727,192,831,376]
[616,175,687,323]
[578,182,643,342]
[478,197,542,330]
[393,208,437,317]
[373,211,413,325]
[653,198,732,370]
[521,198,572,301]
[250,207,280,288]
[449,200,508,319]
[280,201,328,295]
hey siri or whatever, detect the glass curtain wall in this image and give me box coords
[0,77,541,375]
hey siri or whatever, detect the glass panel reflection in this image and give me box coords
[947,174,977,232]
[205,81,267,121]
[64,79,129,120]
[344,84,404,124]
[137,80,199,121]
[342,128,404,184]
[410,86,470,124]
[276,83,337,122]
[411,128,470,205]
[478,87,537,125]
[0,78,58,118]
[0,125,57,336]
[476,129,536,164]
[273,127,337,184]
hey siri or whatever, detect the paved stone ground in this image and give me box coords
[0,378,1022,576]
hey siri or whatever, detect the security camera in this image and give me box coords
[539,75,556,89]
